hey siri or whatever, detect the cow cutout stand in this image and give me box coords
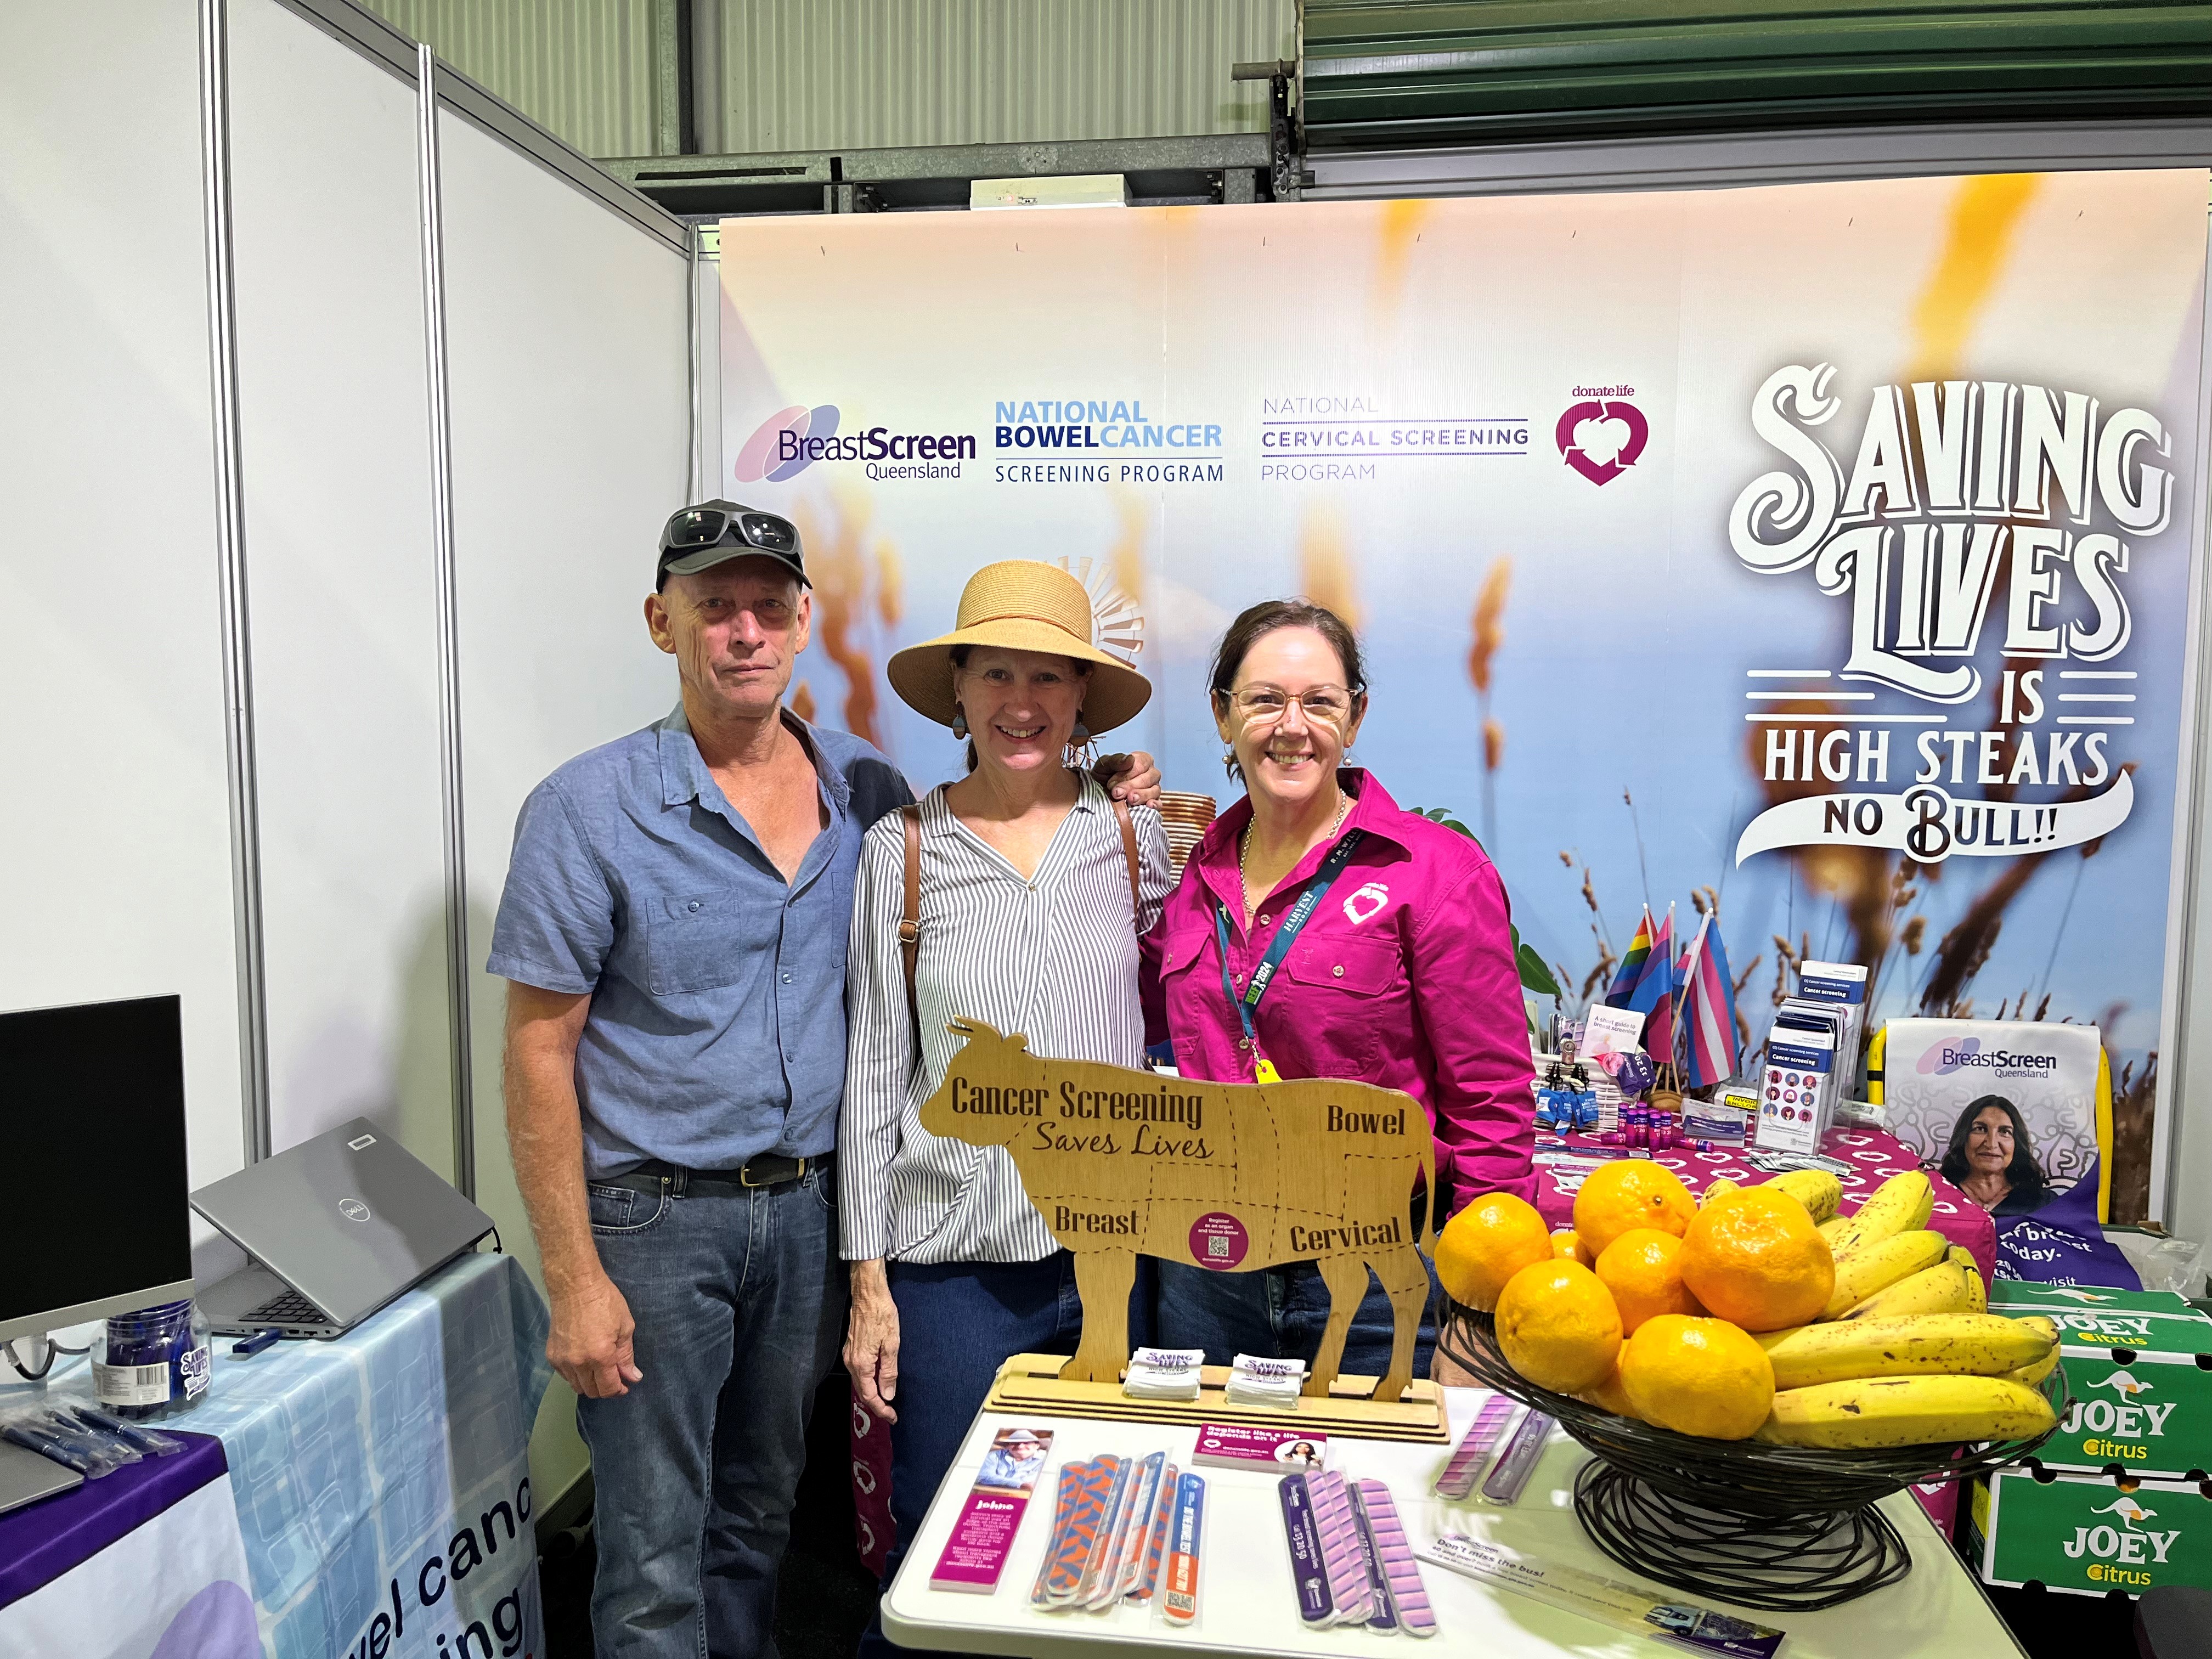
[918,1019,1449,1442]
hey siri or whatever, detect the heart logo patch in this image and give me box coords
[1342,882,1390,925]
[1555,398,1648,486]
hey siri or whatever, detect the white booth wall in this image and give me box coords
[2,0,691,1515]
[0,4,249,1255]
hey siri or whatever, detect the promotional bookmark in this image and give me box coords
[1355,1478,1437,1637]
[1436,1393,1520,1499]
[929,1425,1055,1593]
[1480,1410,1555,1505]
[1278,1474,1335,1626]
[1162,1472,1206,1626]
[1303,1470,1375,1625]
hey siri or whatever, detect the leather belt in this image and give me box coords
[607,1153,827,1197]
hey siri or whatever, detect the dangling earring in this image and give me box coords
[951,709,969,740]
[1222,742,1239,778]
[1064,719,1098,772]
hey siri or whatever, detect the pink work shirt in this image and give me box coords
[1141,771,1537,1214]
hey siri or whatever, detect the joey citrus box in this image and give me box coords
[1986,1282,2212,1479]
[1970,1469,2212,1597]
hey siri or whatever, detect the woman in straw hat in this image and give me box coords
[840,560,1172,1634]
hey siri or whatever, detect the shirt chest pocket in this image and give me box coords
[647,891,780,996]
[1277,935,1406,1070]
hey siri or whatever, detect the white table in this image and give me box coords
[883,1389,2028,1658]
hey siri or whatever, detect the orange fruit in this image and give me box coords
[1572,1161,1695,1257]
[1678,1188,1835,1332]
[1435,1192,1555,1312]
[1551,1228,1593,1265]
[1594,1227,1705,1335]
[1494,1260,1622,1393]
[1578,1362,1642,1420]
[1618,1314,1775,1439]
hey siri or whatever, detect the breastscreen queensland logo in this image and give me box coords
[733,403,976,483]
[1916,1036,2059,1077]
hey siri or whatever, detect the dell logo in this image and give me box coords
[339,1198,371,1223]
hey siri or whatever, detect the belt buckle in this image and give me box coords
[741,1156,802,1188]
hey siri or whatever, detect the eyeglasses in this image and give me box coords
[1225,684,1359,727]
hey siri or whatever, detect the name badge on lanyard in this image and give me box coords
[1216,831,1365,1085]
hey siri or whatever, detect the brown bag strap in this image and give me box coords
[1111,795,1142,929]
[899,804,922,1048]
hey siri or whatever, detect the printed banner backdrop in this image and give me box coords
[717,171,2209,1218]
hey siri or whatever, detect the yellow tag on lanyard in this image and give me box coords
[1254,1058,1282,1085]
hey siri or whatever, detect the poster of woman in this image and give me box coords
[1938,1095,2055,1217]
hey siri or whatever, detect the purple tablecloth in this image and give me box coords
[0,1430,227,1609]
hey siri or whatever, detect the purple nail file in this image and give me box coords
[1346,1483,1397,1632]
[1354,1478,1436,1638]
[1277,1475,1334,1626]
[1436,1393,1519,1499]
[1304,1470,1375,1625]
[1481,1410,1554,1505]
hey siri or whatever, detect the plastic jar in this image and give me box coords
[91,1300,212,1420]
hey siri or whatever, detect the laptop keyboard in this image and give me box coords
[240,1290,328,1325]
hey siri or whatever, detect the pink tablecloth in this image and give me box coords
[1531,1125,1998,1292]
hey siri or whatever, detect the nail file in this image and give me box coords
[1100,1451,1165,1606]
[1354,1478,1436,1637]
[1278,1474,1334,1626]
[1163,1472,1206,1626]
[1127,1461,1178,1602]
[1074,1455,1132,1606]
[1304,1470,1374,1624]
[1480,1409,1554,1505]
[1435,1393,1521,1499]
[1031,1464,1086,1607]
[1045,1459,1118,1604]
[1346,1483,1398,1632]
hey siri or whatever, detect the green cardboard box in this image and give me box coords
[1971,1468,2212,1597]
[1986,1282,2212,1479]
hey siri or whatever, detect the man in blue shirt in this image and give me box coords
[489,503,1153,1659]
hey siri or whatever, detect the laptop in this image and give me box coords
[192,1117,494,1339]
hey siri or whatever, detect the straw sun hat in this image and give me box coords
[887,560,1151,735]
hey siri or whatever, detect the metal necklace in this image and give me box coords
[1240,788,1352,923]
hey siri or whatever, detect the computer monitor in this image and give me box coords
[0,995,195,1343]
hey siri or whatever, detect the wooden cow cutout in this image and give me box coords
[918,1019,1438,1401]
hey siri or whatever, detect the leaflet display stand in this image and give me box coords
[924,1018,1451,1441]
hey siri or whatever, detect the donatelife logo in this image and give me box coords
[1555,393,1647,486]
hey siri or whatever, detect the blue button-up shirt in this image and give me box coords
[487,703,911,1181]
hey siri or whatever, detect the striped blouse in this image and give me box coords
[840,774,1173,1264]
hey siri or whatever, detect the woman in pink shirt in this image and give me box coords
[1142,600,1536,1381]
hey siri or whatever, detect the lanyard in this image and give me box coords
[1215,830,1365,1084]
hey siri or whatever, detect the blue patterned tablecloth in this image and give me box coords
[43,1250,550,1659]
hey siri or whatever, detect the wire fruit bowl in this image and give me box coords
[1437,1297,2067,1611]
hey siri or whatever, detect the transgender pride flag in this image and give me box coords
[1679,912,1741,1087]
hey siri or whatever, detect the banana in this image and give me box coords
[1755,1313,2055,1390]
[1756,1374,2056,1449]
[1828,1170,1934,1260]
[2001,1317,2062,1388]
[1820,1229,1950,1321]
[1843,1260,1977,1321]
[1946,1245,1987,1312]
[1702,1177,1741,1209]
[1817,1215,1851,1249]
[1762,1170,1842,1224]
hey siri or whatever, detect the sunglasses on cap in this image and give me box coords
[656,501,809,589]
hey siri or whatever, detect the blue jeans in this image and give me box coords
[1156,1252,1441,1380]
[579,1166,844,1659]
[859,1252,1156,1658]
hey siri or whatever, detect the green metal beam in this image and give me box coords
[1300,0,2212,146]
